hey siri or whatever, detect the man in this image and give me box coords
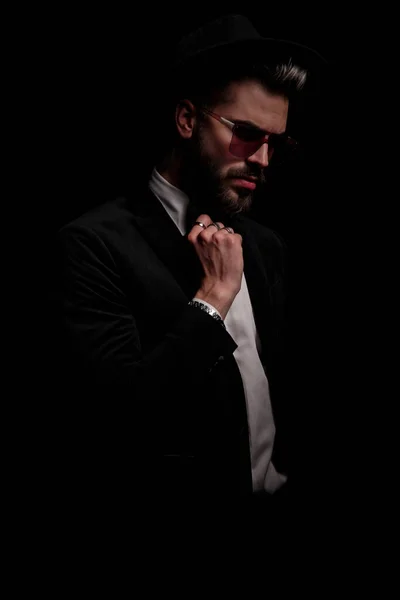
[55,14,326,507]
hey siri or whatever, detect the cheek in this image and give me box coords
[206,137,229,162]
[199,130,242,176]
[205,128,233,160]
[212,140,241,174]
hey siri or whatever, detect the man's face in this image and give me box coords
[184,79,289,218]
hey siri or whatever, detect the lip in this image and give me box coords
[231,178,257,190]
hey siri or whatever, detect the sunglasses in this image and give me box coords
[200,107,298,162]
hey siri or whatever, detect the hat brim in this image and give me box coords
[170,36,328,74]
[165,36,330,105]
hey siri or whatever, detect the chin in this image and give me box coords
[218,188,253,218]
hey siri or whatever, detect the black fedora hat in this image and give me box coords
[169,13,328,73]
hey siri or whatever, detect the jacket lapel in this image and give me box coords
[129,190,275,358]
[129,188,204,300]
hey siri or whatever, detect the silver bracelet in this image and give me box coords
[188,300,225,327]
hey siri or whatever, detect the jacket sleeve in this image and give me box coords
[55,224,238,399]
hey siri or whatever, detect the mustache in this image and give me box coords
[227,169,267,184]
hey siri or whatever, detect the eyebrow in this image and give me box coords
[230,118,285,136]
[232,118,268,132]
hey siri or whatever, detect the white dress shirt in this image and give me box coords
[149,168,287,493]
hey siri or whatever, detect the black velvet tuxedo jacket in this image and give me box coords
[54,187,290,501]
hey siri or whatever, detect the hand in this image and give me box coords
[187,214,243,319]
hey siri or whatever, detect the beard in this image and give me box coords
[180,129,266,223]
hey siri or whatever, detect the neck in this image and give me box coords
[157,148,205,214]
[157,148,184,190]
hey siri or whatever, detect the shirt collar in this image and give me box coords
[148,167,190,235]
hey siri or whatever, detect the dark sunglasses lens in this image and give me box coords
[234,125,263,142]
[230,137,263,158]
[229,126,298,161]
[230,126,266,158]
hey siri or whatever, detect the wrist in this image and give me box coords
[188,299,226,327]
[193,287,233,320]
[192,298,223,320]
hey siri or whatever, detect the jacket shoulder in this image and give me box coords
[58,196,133,239]
[237,215,288,276]
[240,215,287,253]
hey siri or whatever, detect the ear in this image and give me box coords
[175,99,197,140]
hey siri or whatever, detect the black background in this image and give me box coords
[44,10,347,457]
[32,6,370,524]
[6,4,393,575]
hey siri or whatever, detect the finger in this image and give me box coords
[188,214,213,242]
[194,220,208,230]
[205,221,226,233]
[206,222,220,231]
[197,223,221,243]
[219,226,234,234]
[193,214,212,230]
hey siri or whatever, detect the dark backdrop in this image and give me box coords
[37,8,357,518]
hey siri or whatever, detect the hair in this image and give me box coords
[268,60,307,94]
[157,45,308,155]
[174,42,307,99]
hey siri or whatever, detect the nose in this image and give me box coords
[247,142,269,168]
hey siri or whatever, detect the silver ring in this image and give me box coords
[207,222,220,230]
[194,221,207,229]
[222,226,234,234]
